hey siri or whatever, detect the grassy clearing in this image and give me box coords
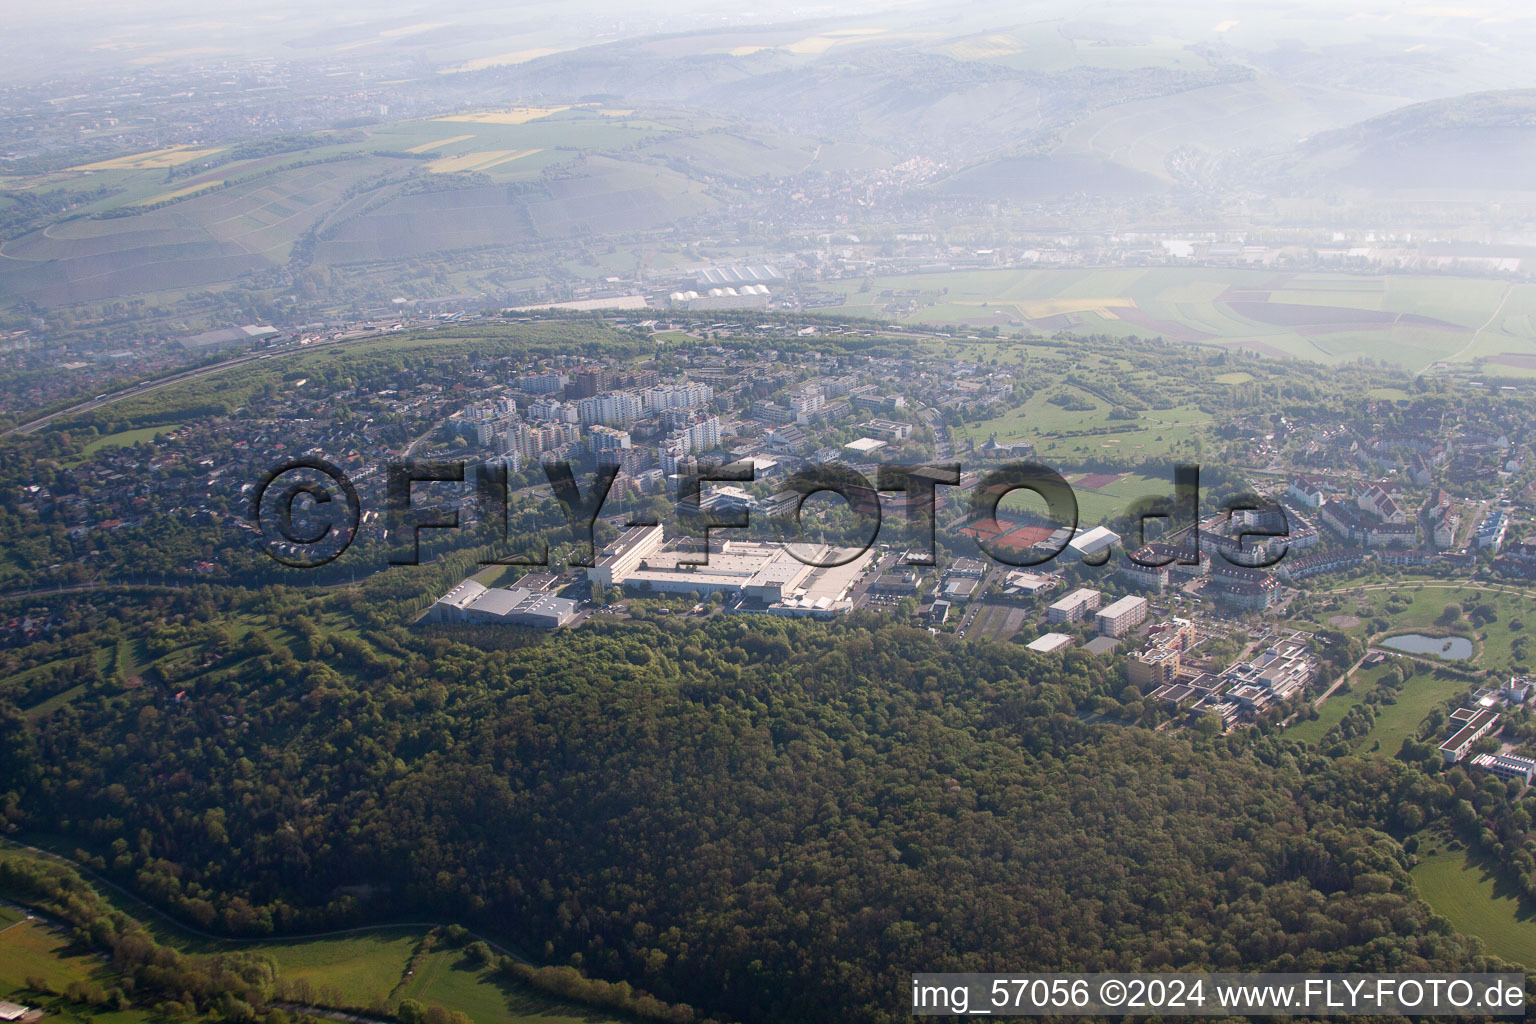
[401,946,629,1024]
[0,919,116,991]
[246,929,422,1008]
[1284,692,1360,746]
[24,685,89,720]
[0,843,626,1024]
[1281,656,1464,755]
[1413,845,1536,968]
[1283,659,1397,745]
[75,424,183,459]
[956,392,1212,465]
[1359,667,1472,756]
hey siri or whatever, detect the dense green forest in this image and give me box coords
[0,607,1514,1024]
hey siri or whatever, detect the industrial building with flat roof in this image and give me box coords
[1027,633,1074,653]
[589,523,665,587]
[585,525,874,617]
[1067,526,1120,560]
[1003,570,1058,597]
[424,579,578,629]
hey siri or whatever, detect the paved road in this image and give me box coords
[1310,653,1371,709]
[6,352,277,436]
[5,324,439,438]
[1328,580,1531,598]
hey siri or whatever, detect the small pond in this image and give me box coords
[1379,633,1474,660]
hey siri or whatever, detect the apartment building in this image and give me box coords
[1095,595,1149,637]
[1048,588,1101,624]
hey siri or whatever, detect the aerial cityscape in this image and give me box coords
[4,0,1536,1022]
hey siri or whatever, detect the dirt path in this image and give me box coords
[1425,282,1517,373]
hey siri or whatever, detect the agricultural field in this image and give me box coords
[814,268,1536,371]
[425,149,542,174]
[0,157,392,307]
[1413,845,1536,969]
[0,105,699,310]
[70,146,228,171]
[436,105,573,126]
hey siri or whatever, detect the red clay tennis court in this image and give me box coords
[960,519,1058,550]
[1074,472,1126,490]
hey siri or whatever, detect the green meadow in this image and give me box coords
[813,268,1536,371]
[1413,846,1536,968]
[0,842,629,1024]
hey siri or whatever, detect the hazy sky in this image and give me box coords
[7,0,1536,85]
